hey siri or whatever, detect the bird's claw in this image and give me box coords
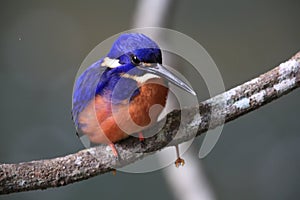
[175,157,185,168]
[138,132,145,142]
[111,169,117,175]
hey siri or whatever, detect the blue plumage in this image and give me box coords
[72,33,163,126]
[72,33,195,166]
[107,33,161,59]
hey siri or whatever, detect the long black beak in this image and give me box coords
[138,63,196,96]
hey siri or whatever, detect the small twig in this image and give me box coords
[0,51,299,195]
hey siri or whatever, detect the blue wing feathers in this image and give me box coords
[72,60,141,126]
[72,59,106,125]
[72,33,163,127]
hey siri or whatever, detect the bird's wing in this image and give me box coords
[72,58,107,128]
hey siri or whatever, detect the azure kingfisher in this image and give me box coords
[72,33,196,167]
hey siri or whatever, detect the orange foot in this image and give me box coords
[109,143,119,157]
[175,157,185,168]
[112,169,117,176]
[138,132,145,142]
[174,145,185,167]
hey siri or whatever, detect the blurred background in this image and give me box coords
[1,0,300,199]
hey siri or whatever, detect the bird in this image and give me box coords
[72,33,196,167]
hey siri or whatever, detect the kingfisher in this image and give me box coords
[72,33,196,167]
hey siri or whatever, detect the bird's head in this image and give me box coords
[100,33,196,96]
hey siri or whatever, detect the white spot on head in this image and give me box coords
[233,98,250,109]
[101,57,122,68]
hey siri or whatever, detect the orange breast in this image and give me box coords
[78,78,168,144]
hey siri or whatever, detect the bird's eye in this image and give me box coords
[131,55,140,65]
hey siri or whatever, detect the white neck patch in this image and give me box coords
[121,73,160,83]
[101,58,161,83]
[101,57,121,68]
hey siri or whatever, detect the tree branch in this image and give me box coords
[1,51,299,195]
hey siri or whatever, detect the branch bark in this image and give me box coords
[1,51,300,195]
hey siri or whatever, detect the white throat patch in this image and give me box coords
[101,58,161,83]
[121,73,160,83]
